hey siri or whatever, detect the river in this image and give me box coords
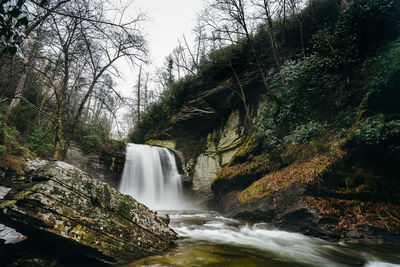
[126,209,400,267]
[120,144,400,267]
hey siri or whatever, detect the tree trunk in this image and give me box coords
[137,65,142,125]
[7,39,39,114]
[8,73,27,110]
[53,106,64,160]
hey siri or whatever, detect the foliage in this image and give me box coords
[254,106,282,155]
[0,0,28,56]
[27,128,54,158]
[72,120,111,153]
[0,114,32,173]
[361,40,400,112]
[283,121,326,145]
[349,115,400,146]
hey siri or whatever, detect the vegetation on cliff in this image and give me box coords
[129,0,400,240]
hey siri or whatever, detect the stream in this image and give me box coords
[126,210,400,267]
[119,144,400,267]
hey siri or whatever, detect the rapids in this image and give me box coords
[127,210,400,267]
[118,144,400,266]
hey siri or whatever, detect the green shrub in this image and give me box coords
[0,115,32,173]
[284,121,326,145]
[254,111,282,154]
[350,115,400,146]
[81,134,102,153]
[0,144,6,155]
[72,120,111,153]
[27,128,54,158]
[361,40,400,112]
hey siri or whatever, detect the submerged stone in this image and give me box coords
[0,161,178,264]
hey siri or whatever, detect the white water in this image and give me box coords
[127,210,400,266]
[170,211,400,267]
[119,143,190,210]
[118,145,400,267]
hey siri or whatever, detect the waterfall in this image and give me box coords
[119,143,189,210]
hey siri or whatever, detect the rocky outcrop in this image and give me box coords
[65,142,124,188]
[0,186,26,245]
[212,137,400,246]
[219,183,400,246]
[148,109,247,201]
[192,110,245,199]
[0,161,178,264]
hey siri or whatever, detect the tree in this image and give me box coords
[27,0,147,160]
[58,0,147,159]
[136,65,142,125]
[199,0,280,121]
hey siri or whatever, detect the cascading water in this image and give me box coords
[118,144,400,267]
[119,143,189,210]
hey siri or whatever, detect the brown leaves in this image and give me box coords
[236,145,345,204]
[306,196,400,231]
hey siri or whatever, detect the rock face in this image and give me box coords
[192,110,244,199]
[65,142,124,189]
[148,109,246,201]
[212,139,400,246]
[0,186,26,245]
[0,161,178,264]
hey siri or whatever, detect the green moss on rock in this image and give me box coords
[0,161,178,264]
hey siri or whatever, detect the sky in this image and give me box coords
[113,0,205,136]
[117,0,205,97]
[133,0,205,68]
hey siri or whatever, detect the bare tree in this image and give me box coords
[136,65,143,125]
[252,0,283,70]
[58,0,147,159]
[199,0,280,120]
[29,0,146,160]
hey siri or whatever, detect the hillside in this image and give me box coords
[132,0,400,244]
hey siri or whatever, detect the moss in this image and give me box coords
[230,134,259,165]
[0,200,16,207]
[121,198,131,206]
[236,144,345,204]
[19,186,38,197]
[119,198,132,217]
[211,152,272,195]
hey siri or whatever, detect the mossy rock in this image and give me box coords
[0,161,178,264]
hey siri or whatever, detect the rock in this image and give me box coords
[65,142,124,188]
[0,223,26,244]
[0,161,178,264]
[159,214,170,225]
[0,186,27,245]
[24,158,48,173]
[192,110,245,200]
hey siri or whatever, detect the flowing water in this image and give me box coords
[119,144,400,267]
[119,144,191,210]
[125,210,400,267]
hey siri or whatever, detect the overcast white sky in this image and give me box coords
[117,0,205,97]
[113,0,205,136]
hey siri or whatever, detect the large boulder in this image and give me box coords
[0,161,178,264]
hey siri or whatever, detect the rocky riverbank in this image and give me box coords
[0,160,178,265]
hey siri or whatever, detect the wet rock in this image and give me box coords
[192,110,245,200]
[0,161,178,264]
[0,186,27,245]
[159,214,170,225]
[217,183,400,245]
[65,143,124,188]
